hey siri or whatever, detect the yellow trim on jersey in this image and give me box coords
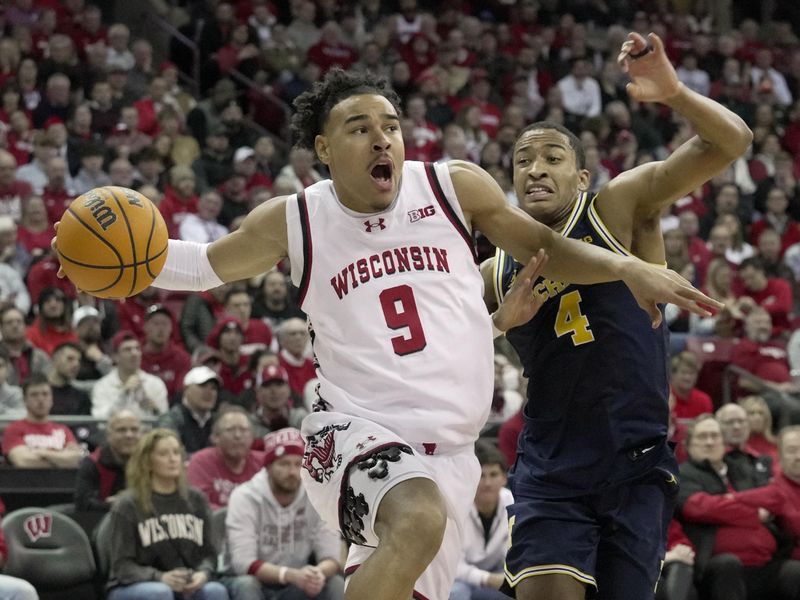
[504,563,597,589]
[587,200,632,257]
[560,192,588,238]
[494,248,506,305]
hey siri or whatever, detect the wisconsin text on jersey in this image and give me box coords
[329,245,451,299]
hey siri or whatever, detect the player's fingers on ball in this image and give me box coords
[649,32,664,52]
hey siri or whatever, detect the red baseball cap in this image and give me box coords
[258,364,289,386]
[263,428,304,467]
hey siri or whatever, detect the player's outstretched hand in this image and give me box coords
[493,249,549,332]
[618,32,681,103]
[623,261,723,328]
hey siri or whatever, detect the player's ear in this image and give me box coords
[577,168,590,192]
[315,135,330,165]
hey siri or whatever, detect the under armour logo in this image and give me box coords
[364,218,386,232]
[356,435,377,450]
[23,513,53,543]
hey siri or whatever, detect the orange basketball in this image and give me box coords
[56,186,168,299]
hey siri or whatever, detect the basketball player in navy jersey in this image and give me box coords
[55,66,720,600]
[485,32,752,600]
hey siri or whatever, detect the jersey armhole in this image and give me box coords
[285,192,312,304]
[425,162,478,263]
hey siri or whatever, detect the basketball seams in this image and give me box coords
[107,188,139,296]
[59,187,168,298]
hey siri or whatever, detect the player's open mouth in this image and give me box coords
[370,160,393,192]
[525,183,554,201]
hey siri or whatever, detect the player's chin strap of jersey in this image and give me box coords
[152,240,225,291]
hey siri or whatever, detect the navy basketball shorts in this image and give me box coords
[504,453,679,600]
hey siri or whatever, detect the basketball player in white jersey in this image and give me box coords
[55,70,720,600]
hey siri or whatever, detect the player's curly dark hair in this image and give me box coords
[290,68,402,150]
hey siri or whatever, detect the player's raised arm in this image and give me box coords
[599,32,752,221]
[153,195,290,291]
[451,160,721,325]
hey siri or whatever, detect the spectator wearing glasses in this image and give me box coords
[159,366,221,455]
[716,402,772,486]
[187,407,264,509]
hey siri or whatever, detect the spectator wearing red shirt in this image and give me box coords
[133,76,181,137]
[740,395,779,467]
[232,147,273,192]
[26,287,78,356]
[223,288,273,355]
[2,373,84,468]
[457,70,503,139]
[115,286,164,342]
[40,155,74,226]
[735,257,793,337]
[159,165,199,237]
[186,406,264,509]
[670,351,714,419]
[401,33,437,82]
[405,95,442,162]
[71,4,107,59]
[678,210,712,283]
[750,187,800,254]
[140,305,191,403]
[497,407,523,469]
[215,22,261,76]
[4,112,35,179]
[734,426,800,560]
[306,22,358,75]
[730,308,793,391]
[678,415,800,600]
[207,317,253,397]
[276,318,316,399]
[0,149,32,221]
[17,194,54,256]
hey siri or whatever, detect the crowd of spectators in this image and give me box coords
[0,0,799,598]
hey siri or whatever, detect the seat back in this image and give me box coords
[2,507,96,589]
[92,512,113,583]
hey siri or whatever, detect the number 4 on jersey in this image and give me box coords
[554,290,594,346]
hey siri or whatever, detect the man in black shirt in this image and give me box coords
[158,366,220,454]
[48,342,91,415]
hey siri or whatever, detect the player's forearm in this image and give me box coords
[539,231,632,285]
[663,83,752,158]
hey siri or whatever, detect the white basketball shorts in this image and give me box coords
[300,410,481,600]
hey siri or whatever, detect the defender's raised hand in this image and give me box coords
[618,32,681,103]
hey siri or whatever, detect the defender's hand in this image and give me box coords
[623,260,723,328]
[493,250,549,333]
[618,32,681,103]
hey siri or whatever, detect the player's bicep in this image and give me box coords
[451,161,557,262]
[208,196,289,282]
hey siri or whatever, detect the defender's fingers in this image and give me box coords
[674,285,725,311]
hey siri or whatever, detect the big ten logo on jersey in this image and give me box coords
[408,205,436,223]
[23,512,53,542]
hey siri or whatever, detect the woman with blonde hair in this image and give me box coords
[106,428,228,600]
[739,395,778,464]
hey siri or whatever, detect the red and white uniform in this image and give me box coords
[286,160,492,600]
[286,160,493,447]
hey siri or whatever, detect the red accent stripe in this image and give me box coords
[423,162,478,264]
[296,191,313,306]
[412,590,432,600]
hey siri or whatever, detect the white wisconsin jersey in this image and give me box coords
[286,161,493,446]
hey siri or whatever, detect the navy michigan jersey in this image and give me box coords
[495,191,670,498]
